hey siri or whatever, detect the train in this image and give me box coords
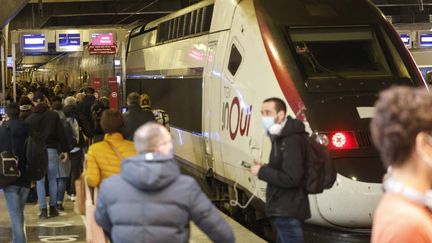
[29,0,426,240]
[125,0,425,240]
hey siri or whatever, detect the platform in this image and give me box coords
[0,191,265,243]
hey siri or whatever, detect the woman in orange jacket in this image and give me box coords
[85,109,136,188]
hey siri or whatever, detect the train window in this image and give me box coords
[195,8,203,34]
[289,27,391,79]
[202,5,214,32]
[228,44,242,76]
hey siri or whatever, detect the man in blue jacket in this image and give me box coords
[251,97,310,243]
[95,122,235,243]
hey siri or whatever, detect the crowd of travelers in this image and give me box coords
[2,79,432,243]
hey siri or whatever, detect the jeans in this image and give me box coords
[271,217,304,243]
[57,177,67,204]
[36,148,59,209]
[3,185,30,243]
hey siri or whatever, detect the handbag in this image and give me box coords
[85,177,107,243]
[0,125,20,188]
[74,175,86,215]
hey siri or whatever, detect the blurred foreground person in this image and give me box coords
[95,123,235,243]
[1,103,30,243]
[371,87,432,242]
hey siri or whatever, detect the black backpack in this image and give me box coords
[303,133,336,194]
[60,117,75,151]
[25,116,48,181]
[0,126,20,188]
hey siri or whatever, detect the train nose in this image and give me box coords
[314,174,383,228]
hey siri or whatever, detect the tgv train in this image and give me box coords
[126,0,424,238]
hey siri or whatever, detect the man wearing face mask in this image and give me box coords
[95,122,235,243]
[371,87,432,242]
[251,97,310,243]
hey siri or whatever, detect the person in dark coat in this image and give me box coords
[95,123,235,243]
[25,91,69,218]
[122,92,155,140]
[0,103,30,243]
[78,87,96,137]
[18,95,33,121]
[91,96,110,142]
[251,97,310,243]
[63,96,91,200]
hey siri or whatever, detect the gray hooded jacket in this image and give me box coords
[95,153,235,243]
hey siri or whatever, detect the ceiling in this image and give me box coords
[371,0,432,24]
[9,0,201,30]
[6,0,432,32]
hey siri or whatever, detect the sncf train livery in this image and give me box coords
[125,0,426,237]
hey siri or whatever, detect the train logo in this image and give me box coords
[222,96,252,140]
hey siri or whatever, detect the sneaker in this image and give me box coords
[49,206,59,217]
[70,194,76,202]
[39,208,48,219]
[56,203,65,212]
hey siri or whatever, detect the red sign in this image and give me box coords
[92,78,102,99]
[89,45,116,55]
[107,77,119,109]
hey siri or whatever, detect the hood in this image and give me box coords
[279,116,306,137]
[31,103,48,113]
[121,153,180,190]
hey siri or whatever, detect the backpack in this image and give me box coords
[60,117,75,151]
[25,116,48,181]
[152,109,170,128]
[303,133,336,194]
[0,126,20,188]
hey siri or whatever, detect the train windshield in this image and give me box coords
[288,27,391,79]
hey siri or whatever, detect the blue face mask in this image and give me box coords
[261,116,275,131]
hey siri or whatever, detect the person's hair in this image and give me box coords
[84,87,95,95]
[140,94,151,106]
[18,95,32,106]
[99,97,110,108]
[50,95,62,104]
[263,97,287,113]
[127,92,141,106]
[370,86,432,167]
[134,122,167,153]
[64,96,76,106]
[5,103,20,119]
[33,91,45,103]
[51,101,63,111]
[100,109,124,134]
[75,92,85,103]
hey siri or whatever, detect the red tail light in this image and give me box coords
[327,131,359,150]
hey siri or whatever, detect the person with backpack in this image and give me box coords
[51,100,74,211]
[90,96,110,142]
[25,91,69,219]
[250,97,310,243]
[0,103,30,243]
[63,96,92,201]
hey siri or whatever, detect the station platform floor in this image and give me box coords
[0,192,265,243]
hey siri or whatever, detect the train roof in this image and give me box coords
[143,0,215,31]
[256,0,385,26]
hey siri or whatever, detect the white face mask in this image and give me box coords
[261,116,275,131]
[268,123,283,135]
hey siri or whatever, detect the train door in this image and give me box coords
[203,41,218,172]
